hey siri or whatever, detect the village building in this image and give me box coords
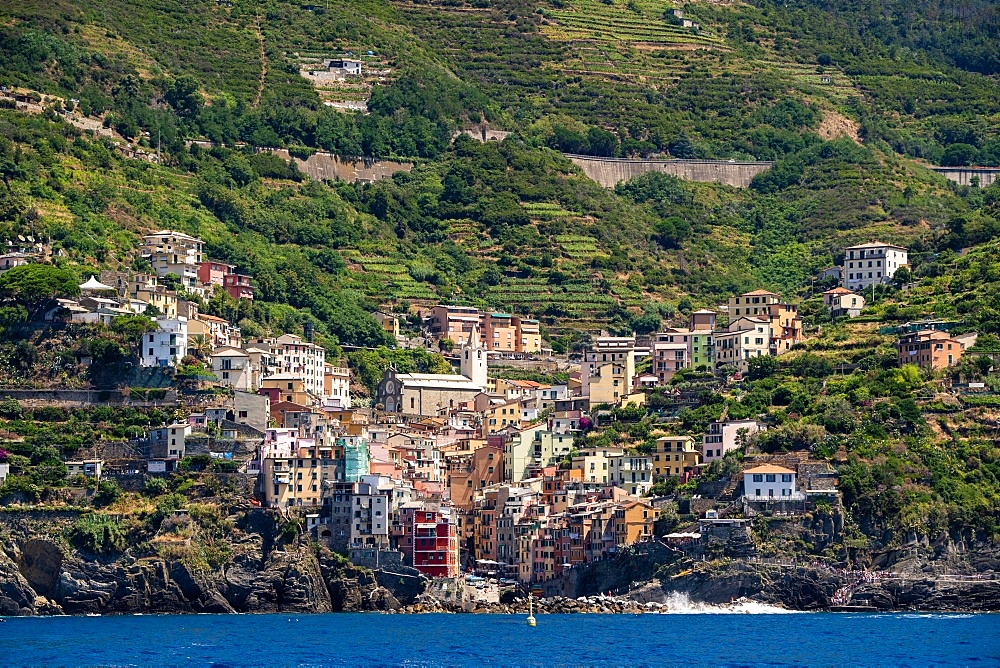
[651,329,692,384]
[481,312,517,352]
[823,287,866,318]
[141,230,204,291]
[897,329,977,370]
[581,336,636,406]
[608,453,654,496]
[427,305,481,345]
[614,501,656,546]
[140,316,188,367]
[372,311,400,338]
[512,316,542,354]
[702,419,764,462]
[323,362,351,409]
[843,241,908,292]
[248,333,326,398]
[260,374,314,406]
[210,347,253,391]
[653,435,700,479]
[743,464,799,500]
[714,318,770,373]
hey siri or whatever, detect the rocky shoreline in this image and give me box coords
[2,512,998,617]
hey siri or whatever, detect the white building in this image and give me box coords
[141,316,188,367]
[211,346,253,391]
[743,465,800,500]
[842,241,908,292]
[609,454,654,496]
[702,419,764,462]
[248,333,326,398]
[141,230,204,291]
[323,362,351,409]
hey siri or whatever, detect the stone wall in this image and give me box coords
[565,154,773,188]
[1,388,177,407]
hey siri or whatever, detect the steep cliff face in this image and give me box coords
[0,510,420,616]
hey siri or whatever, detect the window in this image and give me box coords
[752,474,763,482]
[765,474,776,482]
[781,474,792,482]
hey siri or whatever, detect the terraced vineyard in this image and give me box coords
[541,0,724,48]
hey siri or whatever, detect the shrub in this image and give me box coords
[92,479,122,507]
[71,513,126,554]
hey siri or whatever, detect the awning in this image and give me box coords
[80,275,114,291]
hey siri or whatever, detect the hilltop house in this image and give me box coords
[842,241,908,292]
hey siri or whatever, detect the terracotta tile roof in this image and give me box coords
[744,464,796,474]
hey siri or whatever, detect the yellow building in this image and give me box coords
[262,451,330,508]
[654,435,701,478]
[262,374,314,405]
[614,501,656,546]
[373,311,400,338]
[485,399,523,435]
[513,316,542,354]
[728,289,780,319]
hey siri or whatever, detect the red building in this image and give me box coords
[401,503,459,578]
[223,273,254,300]
[197,260,235,287]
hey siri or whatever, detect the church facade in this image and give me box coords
[376,325,487,417]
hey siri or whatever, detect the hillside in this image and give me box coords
[2,0,1000,614]
[0,0,996,340]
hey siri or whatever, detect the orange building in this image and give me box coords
[897,329,976,370]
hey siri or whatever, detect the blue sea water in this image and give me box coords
[0,612,998,668]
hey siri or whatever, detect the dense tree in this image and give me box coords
[0,264,79,320]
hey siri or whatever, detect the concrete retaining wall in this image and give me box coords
[929,167,1000,188]
[565,154,773,188]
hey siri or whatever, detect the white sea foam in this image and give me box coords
[657,592,804,614]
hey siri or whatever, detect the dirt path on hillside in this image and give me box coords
[252,15,267,109]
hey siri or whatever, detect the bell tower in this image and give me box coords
[460,322,488,388]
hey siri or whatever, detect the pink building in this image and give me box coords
[223,273,254,300]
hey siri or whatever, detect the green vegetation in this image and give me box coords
[0,0,1000,563]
